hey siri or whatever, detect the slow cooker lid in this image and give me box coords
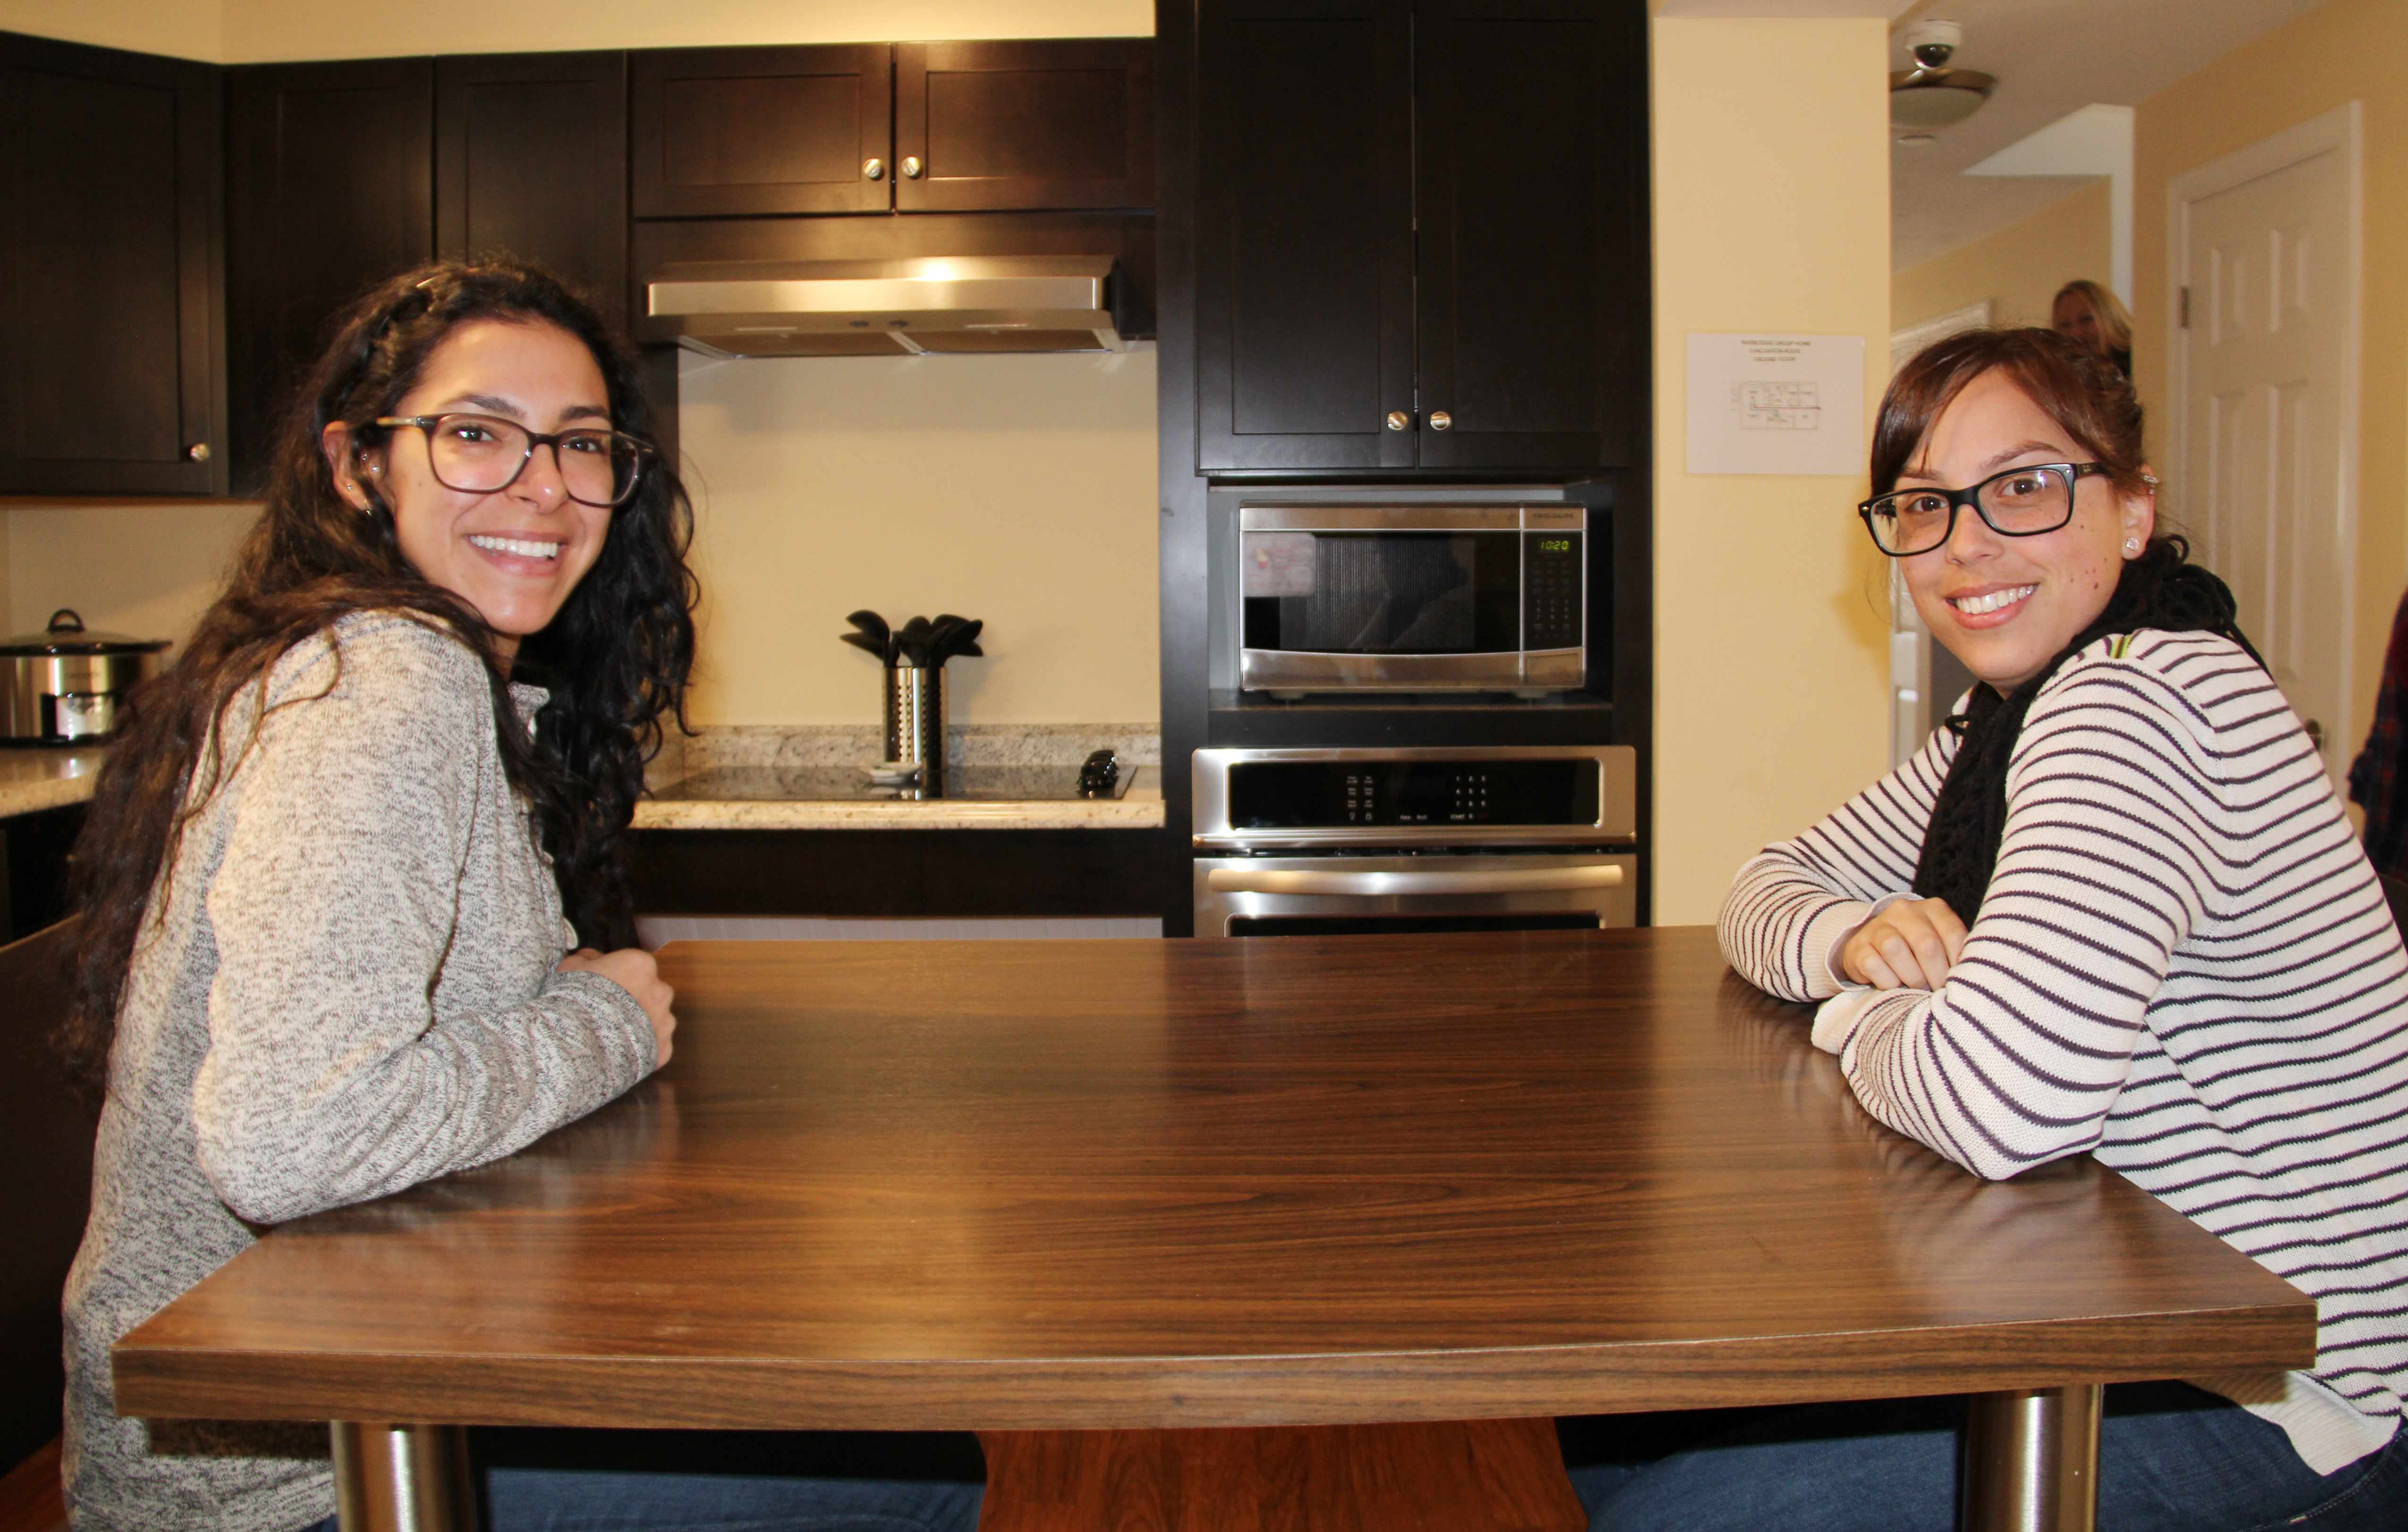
[0,608,171,656]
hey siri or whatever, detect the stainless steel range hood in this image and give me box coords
[645,256,1124,358]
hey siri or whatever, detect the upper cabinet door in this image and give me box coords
[1194,0,1414,472]
[436,52,629,328]
[226,58,434,489]
[0,33,225,496]
[894,39,1154,213]
[631,45,892,217]
[1413,0,1646,471]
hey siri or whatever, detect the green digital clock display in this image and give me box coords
[1538,539,1572,554]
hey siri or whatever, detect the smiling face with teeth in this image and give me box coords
[324,319,615,668]
[1896,367,2156,695]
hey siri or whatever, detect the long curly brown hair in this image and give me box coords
[56,259,696,1101]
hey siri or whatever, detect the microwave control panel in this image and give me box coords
[1523,531,1584,651]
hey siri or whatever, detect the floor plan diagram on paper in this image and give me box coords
[1686,332,1865,474]
[1732,381,1820,429]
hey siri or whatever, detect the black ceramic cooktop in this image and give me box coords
[648,764,1141,803]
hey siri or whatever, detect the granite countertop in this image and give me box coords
[631,724,1167,832]
[0,746,108,818]
[0,728,1173,831]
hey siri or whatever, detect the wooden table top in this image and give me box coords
[115,927,2314,1432]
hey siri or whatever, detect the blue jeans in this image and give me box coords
[1565,1383,2408,1531]
[297,1428,983,1532]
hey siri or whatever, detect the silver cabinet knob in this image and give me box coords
[864,157,885,180]
[901,156,923,178]
[1385,411,1409,431]
[185,442,211,463]
[1428,411,1452,431]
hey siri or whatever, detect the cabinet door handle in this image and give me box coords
[1385,411,1410,431]
[1428,411,1452,431]
[864,157,886,180]
[185,442,211,463]
[901,156,923,178]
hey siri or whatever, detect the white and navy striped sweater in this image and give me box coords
[1720,629,2408,1474]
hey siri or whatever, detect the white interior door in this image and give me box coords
[2176,110,2359,776]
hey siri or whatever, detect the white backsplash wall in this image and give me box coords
[5,503,257,651]
[674,345,1160,728]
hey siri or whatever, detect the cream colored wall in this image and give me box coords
[1891,180,2112,333]
[225,0,1149,62]
[0,0,1150,62]
[676,348,1159,727]
[2131,0,2408,781]
[0,0,221,61]
[1650,17,1893,926]
[6,504,257,653]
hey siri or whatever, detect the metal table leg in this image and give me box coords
[1961,1385,2103,1532]
[331,1422,476,1532]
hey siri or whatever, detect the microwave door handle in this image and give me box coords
[1204,865,1623,896]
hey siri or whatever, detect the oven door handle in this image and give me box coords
[1204,865,1624,897]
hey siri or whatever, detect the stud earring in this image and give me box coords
[2124,537,2142,552]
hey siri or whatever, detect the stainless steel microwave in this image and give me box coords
[1237,503,1584,697]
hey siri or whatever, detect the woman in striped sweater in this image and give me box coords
[1586,330,2408,1530]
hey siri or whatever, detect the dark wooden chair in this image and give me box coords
[0,918,91,1528]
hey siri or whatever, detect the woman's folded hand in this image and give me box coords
[1841,896,1967,991]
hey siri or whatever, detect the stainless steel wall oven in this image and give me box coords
[1192,746,1637,937]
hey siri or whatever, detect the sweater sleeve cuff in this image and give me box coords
[1812,987,1887,1056]
[548,967,660,1077]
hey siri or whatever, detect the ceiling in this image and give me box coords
[1887,0,2330,271]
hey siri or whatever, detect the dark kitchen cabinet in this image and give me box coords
[632,40,1154,221]
[226,58,433,488]
[1193,1,1413,471]
[435,51,629,328]
[229,52,634,489]
[632,828,1162,919]
[0,32,226,496]
[1191,0,1646,473]
[896,40,1154,212]
[630,44,894,218]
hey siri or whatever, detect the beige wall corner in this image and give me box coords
[1891,180,2112,335]
[2132,0,2408,775]
[1651,16,1892,926]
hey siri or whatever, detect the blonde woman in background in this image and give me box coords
[2051,277,2133,377]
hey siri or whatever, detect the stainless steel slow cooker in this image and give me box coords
[0,609,169,744]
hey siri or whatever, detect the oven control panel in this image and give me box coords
[1192,746,1637,850]
[1233,759,1599,829]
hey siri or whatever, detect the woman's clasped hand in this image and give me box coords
[1837,896,1966,992]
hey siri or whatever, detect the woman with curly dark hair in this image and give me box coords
[57,261,979,1532]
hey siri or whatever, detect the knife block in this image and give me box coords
[883,664,946,797]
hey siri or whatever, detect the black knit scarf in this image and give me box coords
[1912,539,2260,922]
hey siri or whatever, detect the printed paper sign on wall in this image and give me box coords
[1685,333,1867,476]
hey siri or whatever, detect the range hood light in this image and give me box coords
[645,256,1125,357]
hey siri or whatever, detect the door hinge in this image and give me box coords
[2179,286,2190,329]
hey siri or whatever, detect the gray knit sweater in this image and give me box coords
[62,613,657,1532]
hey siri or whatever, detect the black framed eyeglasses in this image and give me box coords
[375,414,653,508]
[1857,462,2113,556]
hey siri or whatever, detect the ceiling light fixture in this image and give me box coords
[1890,19,1994,133]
